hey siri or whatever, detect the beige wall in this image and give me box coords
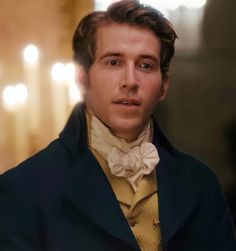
[0,0,94,172]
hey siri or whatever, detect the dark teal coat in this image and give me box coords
[0,104,235,251]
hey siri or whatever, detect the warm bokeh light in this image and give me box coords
[182,0,206,9]
[2,83,28,109]
[15,83,28,103]
[2,85,15,106]
[64,62,83,103]
[64,63,75,84]
[162,0,207,10]
[50,61,82,104]
[160,0,182,11]
[95,0,207,11]
[51,62,66,82]
[23,44,39,64]
[68,83,83,105]
[95,0,119,10]
[51,62,76,83]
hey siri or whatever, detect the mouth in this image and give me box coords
[114,98,140,106]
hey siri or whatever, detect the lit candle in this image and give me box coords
[2,83,29,164]
[65,62,83,107]
[23,44,41,135]
[50,62,69,135]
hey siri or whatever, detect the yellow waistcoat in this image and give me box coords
[86,114,162,251]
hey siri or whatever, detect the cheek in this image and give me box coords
[142,86,162,111]
[143,82,161,99]
[86,83,109,111]
[89,72,114,94]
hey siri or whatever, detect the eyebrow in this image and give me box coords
[99,52,122,61]
[139,54,159,64]
[99,52,159,64]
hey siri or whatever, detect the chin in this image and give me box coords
[109,118,145,138]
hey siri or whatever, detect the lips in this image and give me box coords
[114,98,140,106]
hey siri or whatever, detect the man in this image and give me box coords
[0,0,235,250]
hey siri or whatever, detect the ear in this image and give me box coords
[159,73,170,102]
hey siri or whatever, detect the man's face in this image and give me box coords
[82,23,169,141]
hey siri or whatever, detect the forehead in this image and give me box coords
[94,23,161,58]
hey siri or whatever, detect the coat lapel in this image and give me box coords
[151,121,203,250]
[63,149,139,250]
[156,146,202,250]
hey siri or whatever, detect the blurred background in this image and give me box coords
[0,0,235,224]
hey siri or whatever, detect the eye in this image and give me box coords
[139,62,154,72]
[107,59,121,66]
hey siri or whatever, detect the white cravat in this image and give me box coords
[90,114,160,191]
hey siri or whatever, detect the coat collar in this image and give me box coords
[59,103,175,158]
[59,103,202,250]
[59,103,88,155]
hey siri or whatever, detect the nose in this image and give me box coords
[119,64,138,91]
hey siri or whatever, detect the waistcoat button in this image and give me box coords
[128,217,138,227]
